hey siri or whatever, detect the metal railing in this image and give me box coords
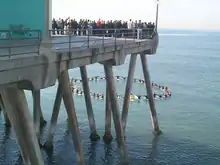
[50,27,156,50]
[0,30,41,58]
[0,28,156,59]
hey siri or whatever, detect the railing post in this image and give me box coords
[68,32,71,51]
[125,29,127,44]
[87,31,89,48]
[133,28,135,41]
[102,33,104,46]
[114,29,116,51]
[48,29,51,39]
[8,30,11,59]
[38,31,41,55]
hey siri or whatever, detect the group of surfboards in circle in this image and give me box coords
[70,76,171,102]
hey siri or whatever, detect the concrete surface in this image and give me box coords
[0,34,158,90]
[0,35,146,58]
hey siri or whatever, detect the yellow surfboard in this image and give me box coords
[130,95,135,102]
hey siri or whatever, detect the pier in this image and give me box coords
[0,0,163,165]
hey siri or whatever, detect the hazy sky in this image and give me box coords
[52,0,219,30]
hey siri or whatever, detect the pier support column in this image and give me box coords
[80,66,100,141]
[32,90,47,128]
[0,96,1,111]
[44,84,62,149]
[58,70,85,165]
[0,95,11,127]
[40,107,47,128]
[121,55,137,132]
[32,90,41,140]
[104,61,128,164]
[1,87,44,165]
[140,54,161,135]
[103,84,113,144]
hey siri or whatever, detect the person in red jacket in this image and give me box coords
[96,19,101,27]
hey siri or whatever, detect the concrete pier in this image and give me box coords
[44,84,62,149]
[0,95,2,111]
[80,66,100,141]
[104,60,128,164]
[0,0,162,164]
[121,54,137,132]
[0,27,159,164]
[32,90,41,140]
[0,87,44,165]
[103,84,113,143]
[140,53,161,135]
[0,94,11,127]
[58,70,85,164]
[39,107,47,128]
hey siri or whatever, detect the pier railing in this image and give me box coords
[0,29,41,58]
[0,28,156,58]
[50,27,156,50]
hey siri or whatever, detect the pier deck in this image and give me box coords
[0,35,153,57]
[0,34,157,89]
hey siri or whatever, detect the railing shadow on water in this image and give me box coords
[0,126,19,164]
[0,126,11,149]
[145,136,160,164]
[87,142,98,164]
[1,124,220,165]
[0,126,24,165]
[86,142,115,165]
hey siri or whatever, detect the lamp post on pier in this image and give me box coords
[155,0,160,32]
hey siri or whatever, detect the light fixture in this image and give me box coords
[155,0,160,31]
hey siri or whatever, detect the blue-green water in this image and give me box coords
[0,29,220,165]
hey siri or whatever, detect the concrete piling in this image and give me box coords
[104,61,128,164]
[140,54,161,135]
[0,94,2,112]
[102,83,113,144]
[31,90,47,129]
[58,70,85,165]
[2,108,11,127]
[1,87,44,165]
[44,84,62,149]
[40,107,47,128]
[0,95,11,127]
[80,66,100,141]
[32,90,41,140]
[121,55,137,132]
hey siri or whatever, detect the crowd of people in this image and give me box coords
[51,18,156,38]
[70,76,171,101]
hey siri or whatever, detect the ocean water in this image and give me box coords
[0,29,220,165]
